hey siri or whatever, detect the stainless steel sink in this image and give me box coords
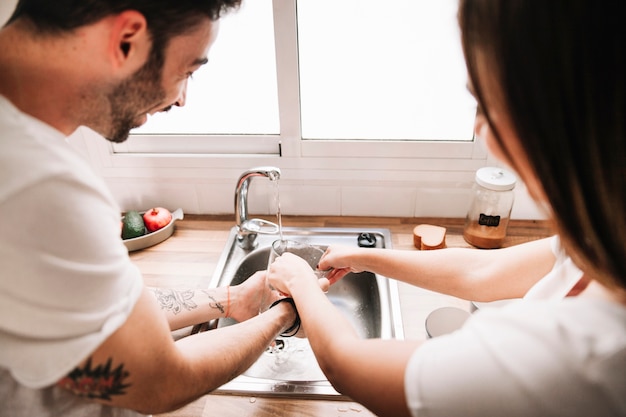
[198,226,404,399]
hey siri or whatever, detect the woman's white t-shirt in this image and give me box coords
[404,237,626,417]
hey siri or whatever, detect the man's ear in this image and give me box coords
[108,10,151,73]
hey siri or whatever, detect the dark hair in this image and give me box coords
[8,0,241,68]
[458,0,625,289]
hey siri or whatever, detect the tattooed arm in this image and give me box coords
[147,271,270,330]
[57,280,297,414]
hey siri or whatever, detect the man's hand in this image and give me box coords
[228,271,274,322]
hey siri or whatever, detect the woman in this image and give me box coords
[267,1,626,416]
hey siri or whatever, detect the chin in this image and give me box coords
[105,129,132,144]
[136,114,148,127]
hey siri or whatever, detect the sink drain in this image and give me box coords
[245,336,327,381]
[266,338,286,354]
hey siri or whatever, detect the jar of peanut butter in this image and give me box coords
[463,167,516,249]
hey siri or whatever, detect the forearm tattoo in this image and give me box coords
[202,289,225,314]
[152,288,197,315]
[151,288,226,315]
[57,357,130,400]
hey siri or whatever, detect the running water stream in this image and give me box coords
[252,178,329,380]
[272,179,284,242]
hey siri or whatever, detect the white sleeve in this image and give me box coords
[523,235,584,301]
[0,173,143,388]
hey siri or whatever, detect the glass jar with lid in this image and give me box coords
[463,167,516,249]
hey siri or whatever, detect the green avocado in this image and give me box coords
[122,211,146,239]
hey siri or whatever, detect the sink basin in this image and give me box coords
[198,226,404,399]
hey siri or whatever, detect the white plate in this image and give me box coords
[122,208,184,252]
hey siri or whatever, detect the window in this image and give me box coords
[113,0,477,158]
[298,0,475,141]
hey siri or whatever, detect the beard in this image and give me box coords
[104,54,167,143]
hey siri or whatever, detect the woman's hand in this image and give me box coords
[318,245,365,285]
[267,253,329,296]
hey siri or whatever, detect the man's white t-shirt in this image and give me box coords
[405,237,626,416]
[0,96,144,415]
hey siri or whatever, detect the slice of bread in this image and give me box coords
[413,224,447,250]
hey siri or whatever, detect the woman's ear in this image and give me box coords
[108,10,151,74]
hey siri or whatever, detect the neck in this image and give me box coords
[0,21,100,135]
[581,280,626,307]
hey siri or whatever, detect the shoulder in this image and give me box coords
[0,97,106,203]
[405,299,626,417]
[461,299,626,365]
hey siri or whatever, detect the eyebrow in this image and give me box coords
[193,57,209,67]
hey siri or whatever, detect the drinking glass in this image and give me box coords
[260,239,327,313]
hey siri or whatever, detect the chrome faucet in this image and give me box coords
[235,166,281,249]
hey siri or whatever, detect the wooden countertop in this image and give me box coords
[131,215,553,417]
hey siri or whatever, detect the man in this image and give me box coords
[0,1,300,415]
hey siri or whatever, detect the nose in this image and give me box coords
[473,114,488,141]
[174,79,188,107]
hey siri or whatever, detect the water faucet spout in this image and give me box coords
[235,166,281,249]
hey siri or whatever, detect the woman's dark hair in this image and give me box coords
[458,0,625,289]
[8,0,241,71]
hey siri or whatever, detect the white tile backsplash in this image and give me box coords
[197,181,236,214]
[107,179,199,213]
[341,186,416,217]
[106,177,544,220]
[414,188,473,218]
[278,183,341,216]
